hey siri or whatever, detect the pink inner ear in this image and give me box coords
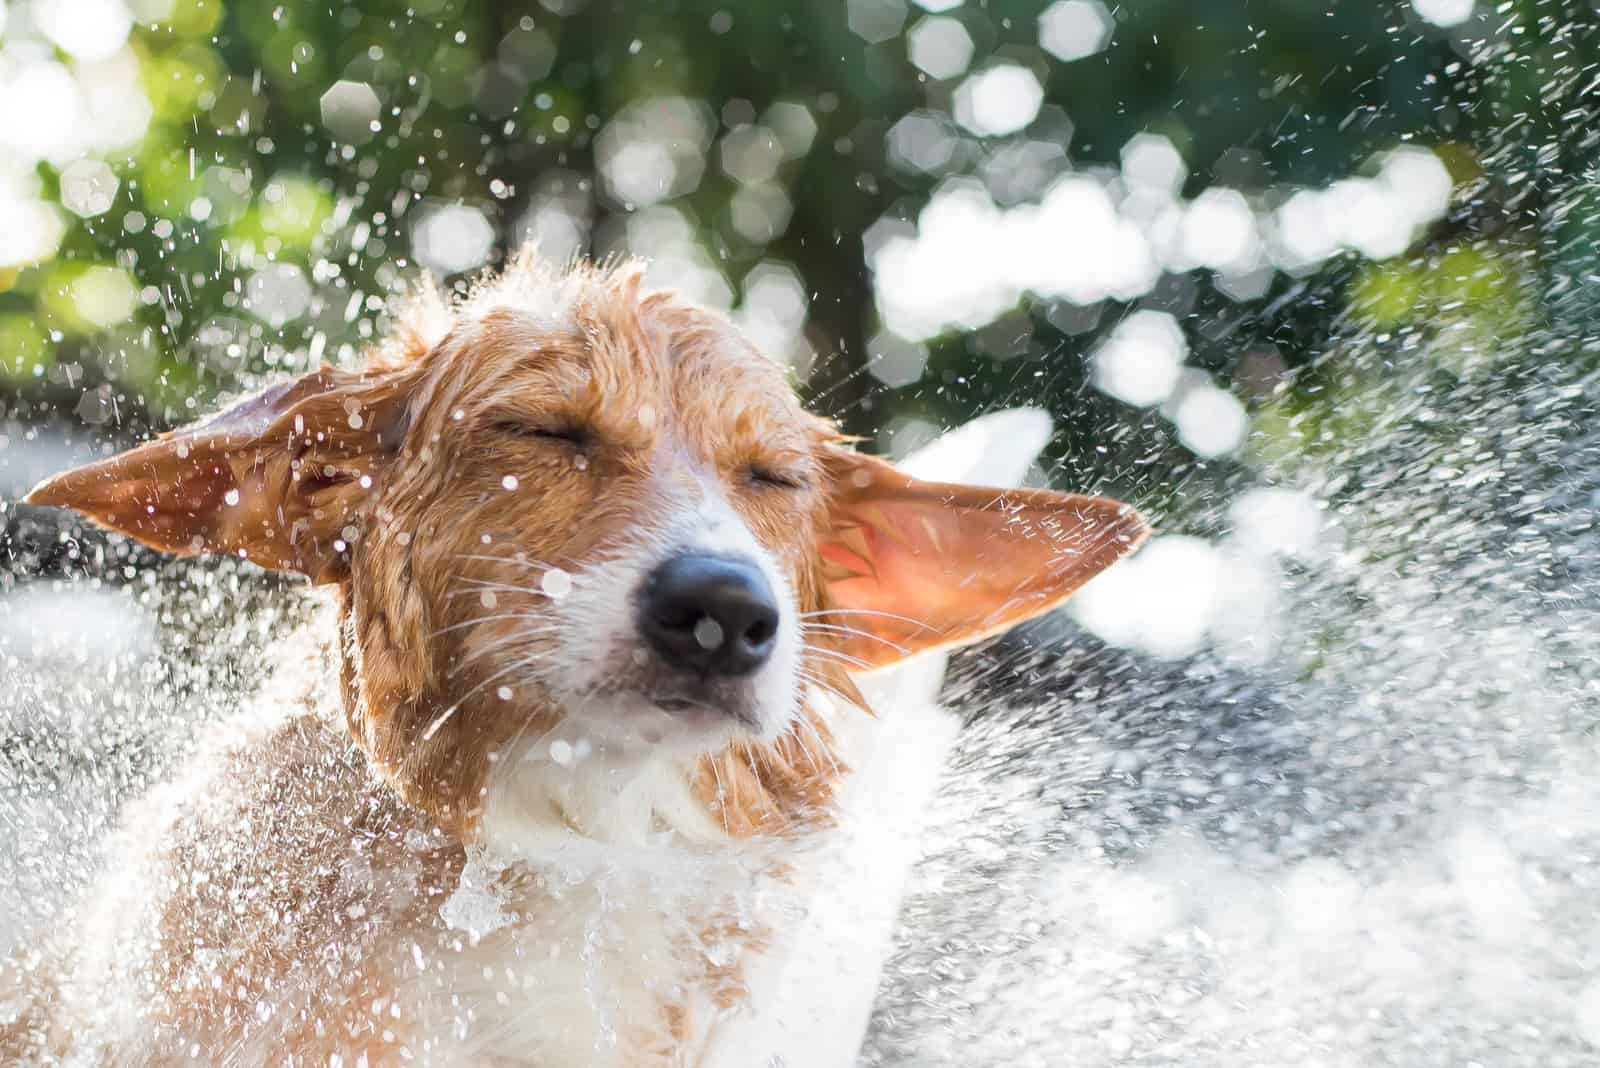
[818,459,1149,669]
[819,540,875,578]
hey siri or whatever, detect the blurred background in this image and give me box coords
[7,0,1600,1063]
[0,0,1550,503]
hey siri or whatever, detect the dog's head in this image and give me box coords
[25,254,1147,838]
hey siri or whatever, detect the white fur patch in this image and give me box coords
[428,729,804,1067]
[533,482,802,756]
[425,463,812,1064]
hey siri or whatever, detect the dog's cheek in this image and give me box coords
[555,556,642,691]
[339,494,450,763]
[364,503,445,688]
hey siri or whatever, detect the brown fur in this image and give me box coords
[326,257,861,837]
[6,251,1149,1064]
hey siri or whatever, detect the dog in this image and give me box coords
[1,251,1148,1066]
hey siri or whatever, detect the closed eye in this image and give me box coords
[748,465,809,490]
[493,420,591,447]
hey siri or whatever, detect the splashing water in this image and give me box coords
[6,177,1600,1068]
[859,323,1600,1064]
[541,568,574,600]
[5,1,1600,1064]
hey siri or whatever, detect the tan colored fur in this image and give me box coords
[330,259,857,838]
[5,252,1148,1065]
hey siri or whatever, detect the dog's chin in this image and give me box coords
[555,683,791,758]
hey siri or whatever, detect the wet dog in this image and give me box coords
[3,252,1147,1065]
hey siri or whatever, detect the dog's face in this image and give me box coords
[377,274,832,759]
[25,256,1147,836]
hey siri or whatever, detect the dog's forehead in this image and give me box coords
[665,323,813,444]
[462,290,814,449]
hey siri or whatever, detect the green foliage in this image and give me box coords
[1,0,1596,469]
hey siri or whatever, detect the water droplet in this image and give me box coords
[541,568,573,599]
[502,474,519,491]
[694,617,724,649]
[496,686,512,701]
[223,488,240,506]
[549,739,574,766]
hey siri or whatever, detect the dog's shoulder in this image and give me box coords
[0,936,66,1065]
[58,710,465,1060]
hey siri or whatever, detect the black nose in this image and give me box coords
[639,554,780,677]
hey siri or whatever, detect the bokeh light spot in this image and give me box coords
[908,16,975,81]
[59,160,120,219]
[1412,0,1474,27]
[848,0,908,43]
[412,204,495,277]
[1172,380,1248,458]
[1039,0,1114,62]
[37,0,134,62]
[319,81,381,145]
[1091,309,1186,407]
[69,266,138,330]
[954,64,1045,137]
[867,330,929,387]
[887,111,960,174]
[244,263,312,328]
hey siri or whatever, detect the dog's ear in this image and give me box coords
[23,365,417,583]
[818,447,1149,669]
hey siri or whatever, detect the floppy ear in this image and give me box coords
[818,446,1149,669]
[22,365,416,583]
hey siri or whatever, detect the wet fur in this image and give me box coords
[2,252,1147,1065]
[331,258,857,839]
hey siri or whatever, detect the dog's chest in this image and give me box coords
[395,852,780,1067]
[407,758,795,1066]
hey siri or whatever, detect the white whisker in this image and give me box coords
[450,551,563,572]
[448,578,551,598]
[448,648,551,705]
[421,702,462,741]
[799,621,909,654]
[801,643,874,671]
[456,628,563,672]
[430,612,547,639]
[798,607,934,631]
[707,755,731,833]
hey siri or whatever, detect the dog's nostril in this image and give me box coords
[639,554,780,678]
[654,602,700,632]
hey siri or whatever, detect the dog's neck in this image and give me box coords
[481,729,729,853]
